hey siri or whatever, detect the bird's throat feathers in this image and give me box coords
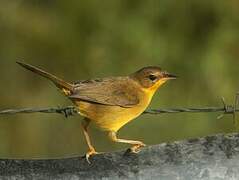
[141,79,167,96]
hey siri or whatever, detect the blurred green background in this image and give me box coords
[0,0,239,158]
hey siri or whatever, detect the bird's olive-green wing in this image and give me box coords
[69,77,140,107]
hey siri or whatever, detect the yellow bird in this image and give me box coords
[17,62,176,163]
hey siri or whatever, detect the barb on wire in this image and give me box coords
[0,106,78,118]
[234,92,239,124]
[0,93,238,121]
[145,93,239,119]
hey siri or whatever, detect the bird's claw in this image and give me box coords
[85,149,99,164]
[128,143,146,153]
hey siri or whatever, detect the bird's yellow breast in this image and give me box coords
[74,91,153,132]
[73,79,167,132]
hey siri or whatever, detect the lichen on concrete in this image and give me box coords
[1,133,239,180]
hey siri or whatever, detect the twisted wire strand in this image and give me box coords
[0,93,238,119]
[0,107,78,118]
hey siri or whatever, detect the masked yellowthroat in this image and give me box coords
[17,62,176,163]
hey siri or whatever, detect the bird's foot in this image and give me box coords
[127,142,146,154]
[84,148,99,164]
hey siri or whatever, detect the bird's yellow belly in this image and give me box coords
[75,99,150,132]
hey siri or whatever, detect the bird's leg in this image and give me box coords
[108,131,146,153]
[81,118,98,163]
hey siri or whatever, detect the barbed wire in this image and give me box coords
[0,106,78,118]
[0,93,238,122]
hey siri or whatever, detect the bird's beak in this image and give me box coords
[162,72,177,79]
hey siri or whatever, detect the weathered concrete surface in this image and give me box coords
[1,133,239,180]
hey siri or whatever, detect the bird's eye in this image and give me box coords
[148,74,157,81]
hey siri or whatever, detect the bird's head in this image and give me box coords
[131,66,177,92]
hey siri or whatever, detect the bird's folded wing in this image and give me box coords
[69,78,140,108]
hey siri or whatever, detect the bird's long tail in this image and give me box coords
[17,62,74,95]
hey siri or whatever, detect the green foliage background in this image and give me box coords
[0,0,238,158]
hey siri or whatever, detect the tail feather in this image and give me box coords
[17,62,74,93]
